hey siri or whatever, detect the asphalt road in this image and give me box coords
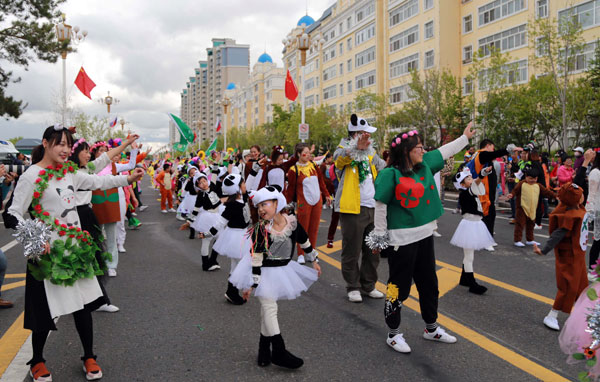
[0,184,586,381]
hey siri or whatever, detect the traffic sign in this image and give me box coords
[299,123,309,141]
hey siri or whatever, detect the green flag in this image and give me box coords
[168,113,195,142]
[207,137,218,153]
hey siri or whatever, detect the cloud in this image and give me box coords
[0,0,329,144]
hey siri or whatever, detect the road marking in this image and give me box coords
[315,247,568,381]
[4,274,25,279]
[0,312,30,378]
[0,281,25,292]
[0,240,17,253]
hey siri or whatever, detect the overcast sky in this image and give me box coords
[0,0,327,149]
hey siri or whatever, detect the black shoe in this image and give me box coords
[465,272,487,295]
[225,282,245,305]
[189,228,196,240]
[201,255,210,271]
[258,335,271,367]
[459,266,469,287]
[207,250,220,271]
[271,334,303,369]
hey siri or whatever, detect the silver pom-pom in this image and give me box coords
[365,230,390,251]
[586,302,600,349]
[13,219,52,261]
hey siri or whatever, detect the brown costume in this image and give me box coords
[548,183,588,313]
[511,181,555,242]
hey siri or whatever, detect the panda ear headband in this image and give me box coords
[221,173,243,196]
[453,168,472,190]
[348,114,377,133]
[249,185,287,213]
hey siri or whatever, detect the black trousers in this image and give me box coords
[384,235,438,330]
[482,204,496,237]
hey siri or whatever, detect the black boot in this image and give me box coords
[465,272,487,295]
[258,334,271,367]
[208,250,220,271]
[201,255,209,271]
[271,334,303,369]
[225,282,245,305]
[459,266,469,286]
[189,228,196,240]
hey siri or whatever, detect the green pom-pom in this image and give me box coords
[573,353,586,360]
[588,288,598,301]
[587,358,597,367]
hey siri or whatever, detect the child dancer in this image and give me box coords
[180,172,223,271]
[450,167,495,294]
[229,186,321,369]
[201,174,251,305]
[176,166,198,222]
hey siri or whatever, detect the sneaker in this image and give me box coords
[543,315,560,331]
[131,212,137,217]
[96,304,120,313]
[509,218,516,224]
[117,245,126,253]
[514,242,525,247]
[139,205,148,212]
[176,214,185,221]
[168,208,177,213]
[82,358,103,381]
[422,326,457,343]
[348,290,363,303]
[0,298,14,309]
[386,334,411,353]
[534,224,542,230]
[29,362,52,382]
[452,208,460,214]
[364,288,384,299]
[107,268,117,277]
[492,242,498,247]
[432,231,442,237]
[208,264,221,271]
[297,255,306,264]
[484,246,495,252]
[525,240,540,246]
[326,240,333,248]
[161,210,168,214]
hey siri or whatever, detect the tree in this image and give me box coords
[71,112,126,143]
[353,91,392,150]
[584,40,600,148]
[529,14,585,149]
[0,0,66,119]
[7,136,23,145]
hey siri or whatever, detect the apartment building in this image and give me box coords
[282,0,600,115]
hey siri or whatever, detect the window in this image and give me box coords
[324,46,336,62]
[389,0,419,27]
[355,46,376,68]
[347,38,352,51]
[390,84,413,104]
[348,80,352,93]
[559,0,600,30]
[347,16,352,29]
[479,0,526,26]
[323,65,337,81]
[463,15,473,33]
[305,77,316,91]
[390,25,419,52]
[425,50,434,68]
[339,23,343,35]
[355,23,376,46]
[323,85,337,100]
[463,78,473,94]
[479,59,528,90]
[425,21,434,39]
[535,37,548,57]
[340,83,344,96]
[347,59,352,72]
[536,0,548,18]
[305,95,315,107]
[478,24,527,57]
[565,41,598,72]
[390,53,419,78]
[339,63,344,75]
[463,45,473,63]
[356,3,375,23]
[355,70,376,90]
[424,0,433,11]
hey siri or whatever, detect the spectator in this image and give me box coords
[557,156,575,187]
[573,147,585,170]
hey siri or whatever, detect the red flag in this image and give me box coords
[285,70,298,101]
[215,118,222,132]
[74,67,96,99]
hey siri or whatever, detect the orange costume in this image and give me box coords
[285,162,330,256]
[91,163,121,224]
[156,170,174,210]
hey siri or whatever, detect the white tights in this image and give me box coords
[200,238,211,257]
[463,248,474,273]
[258,297,280,337]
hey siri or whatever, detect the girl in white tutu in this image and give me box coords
[450,167,495,294]
[176,166,198,224]
[201,173,251,305]
[229,186,321,369]
[180,172,223,271]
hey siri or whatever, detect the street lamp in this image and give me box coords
[55,14,87,126]
[216,98,231,152]
[119,118,127,131]
[98,91,119,113]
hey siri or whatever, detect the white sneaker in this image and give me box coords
[139,205,148,212]
[365,289,384,299]
[423,327,457,343]
[96,304,119,313]
[348,290,363,303]
[168,208,177,213]
[176,214,185,221]
[161,210,168,214]
[107,268,117,277]
[117,245,126,253]
[208,264,221,271]
[514,242,525,247]
[525,241,540,246]
[297,255,306,264]
[543,315,560,331]
[492,242,498,247]
[452,208,460,214]
[387,334,411,353]
[432,231,442,238]
[534,224,543,230]
[131,212,137,217]
[484,246,495,252]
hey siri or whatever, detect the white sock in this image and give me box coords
[463,249,474,273]
[548,309,559,319]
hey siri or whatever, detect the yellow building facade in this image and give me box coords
[283,0,600,116]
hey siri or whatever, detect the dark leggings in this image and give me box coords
[29,308,95,365]
[590,240,600,270]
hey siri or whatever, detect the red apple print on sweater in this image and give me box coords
[395,177,425,208]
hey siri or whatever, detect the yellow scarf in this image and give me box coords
[521,182,539,220]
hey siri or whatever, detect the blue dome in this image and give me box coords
[297,15,314,27]
[226,82,236,90]
[258,52,273,63]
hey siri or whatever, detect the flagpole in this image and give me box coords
[301,64,305,143]
[62,55,66,126]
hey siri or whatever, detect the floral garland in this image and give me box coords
[29,161,110,286]
[350,159,370,184]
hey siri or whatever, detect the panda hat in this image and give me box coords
[453,168,472,190]
[249,185,287,213]
[222,173,243,196]
[193,172,208,192]
[348,114,377,133]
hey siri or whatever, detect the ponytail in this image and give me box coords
[31,145,44,164]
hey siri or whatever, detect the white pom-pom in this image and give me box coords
[365,230,390,251]
[13,220,52,261]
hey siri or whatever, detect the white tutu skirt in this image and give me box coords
[213,227,251,259]
[177,193,196,214]
[190,205,225,233]
[450,218,495,250]
[229,254,318,301]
